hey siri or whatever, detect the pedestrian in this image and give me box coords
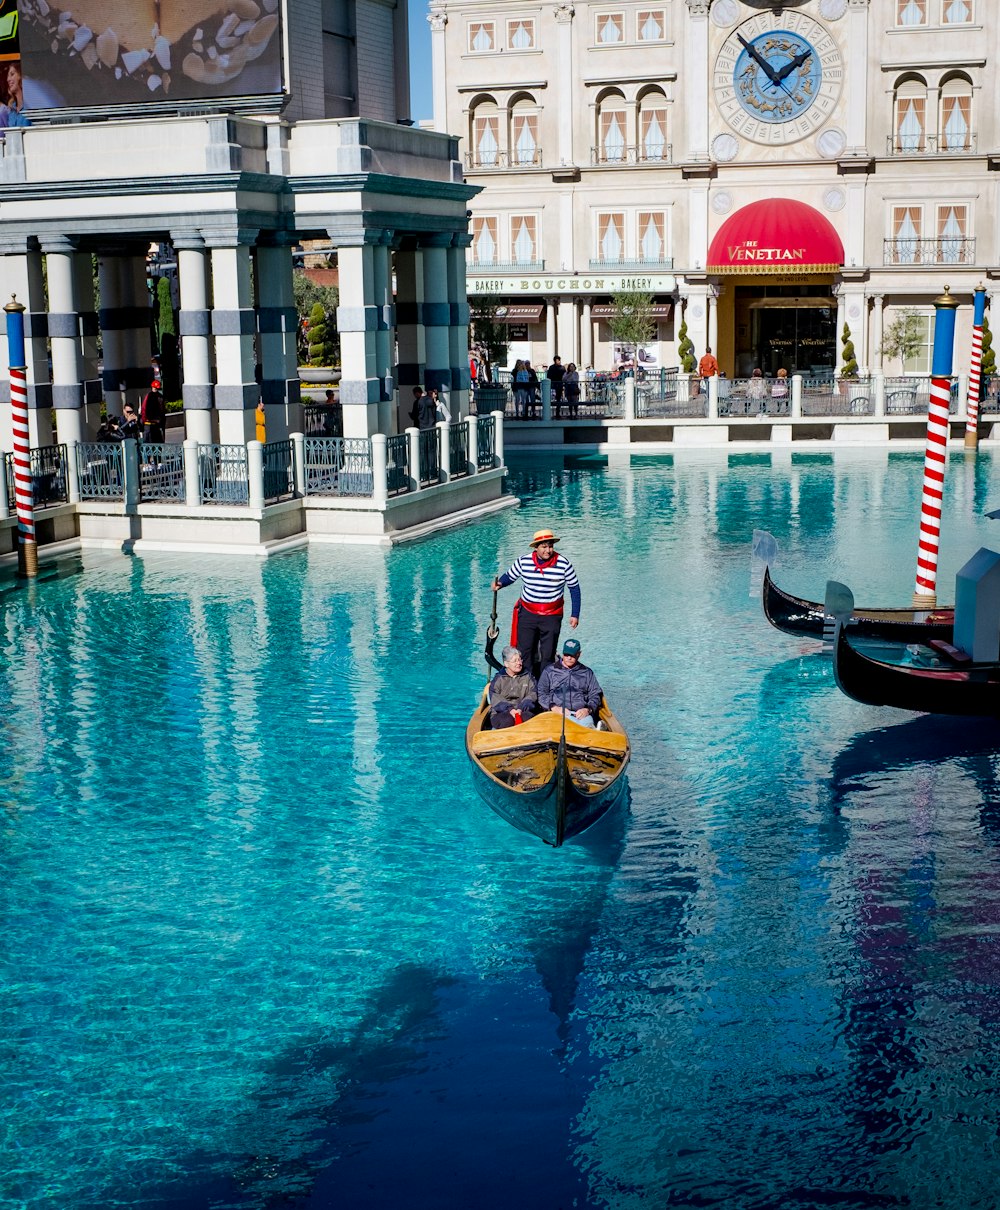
[255,400,267,443]
[491,528,581,678]
[698,346,718,390]
[564,362,581,418]
[140,379,165,443]
[417,388,437,430]
[513,359,530,417]
[433,387,452,423]
[546,355,565,416]
[410,386,425,428]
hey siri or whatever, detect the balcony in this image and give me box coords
[883,238,976,266]
[467,261,545,274]
[885,133,978,156]
[464,149,544,171]
[589,145,673,166]
[587,257,673,271]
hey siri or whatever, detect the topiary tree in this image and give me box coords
[840,322,858,378]
[981,313,996,377]
[677,313,696,373]
[293,272,339,366]
[307,300,336,367]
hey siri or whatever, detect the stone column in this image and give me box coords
[208,229,260,445]
[0,240,52,448]
[872,293,885,370]
[173,230,215,445]
[74,251,102,436]
[683,285,710,358]
[98,248,152,416]
[373,234,395,434]
[558,298,577,366]
[555,4,575,166]
[683,1,711,161]
[447,235,471,419]
[335,231,381,438]
[845,0,870,155]
[419,233,452,403]
[545,298,557,361]
[255,235,301,441]
[835,289,846,372]
[582,300,593,368]
[428,6,448,132]
[395,241,425,429]
[42,236,85,445]
[708,287,719,354]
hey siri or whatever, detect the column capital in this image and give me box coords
[170,228,206,251]
[554,4,575,24]
[327,225,390,248]
[203,226,260,249]
[427,9,447,31]
[419,232,455,249]
[39,235,80,255]
[452,233,473,249]
[257,229,301,249]
[685,0,710,16]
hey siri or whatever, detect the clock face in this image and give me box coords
[714,12,843,146]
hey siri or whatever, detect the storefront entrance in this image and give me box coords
[734,286,836,378]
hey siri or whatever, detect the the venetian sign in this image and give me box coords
[468,273,675,295]
[725,240,807,265]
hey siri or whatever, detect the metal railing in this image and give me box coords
[418,428,440,486]
[886,133,977,156]
[139,444,185,502]
[636,368,705,418]
[304,437,374,497]
[262,440,295,503]
[883,238,976,265]
[199,444,249,505]
[477,415,496,469]
[386,432,410,496]
[589,144,672,165]
[465,149,544,170]
[587,257,674,271]
[448,422,470,478]
[77,442,125,500]
[5,444,68,507]
[798,378,873,417]
[884,375,960,414]
[303,404,343,438]
[467,260,545,273]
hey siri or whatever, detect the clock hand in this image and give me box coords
[736,32,781,87]
[774,46,813,85]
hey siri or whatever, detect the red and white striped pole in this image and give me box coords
[913,285,959,609]
[5,296,37,578]
[964,283,987,451]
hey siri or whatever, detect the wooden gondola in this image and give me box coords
[832,622,1000,718]
[762,564,954,643]
[465,691,631,847]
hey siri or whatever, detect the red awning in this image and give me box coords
[494,304,543,322]
[707,199,844,275]
[590,304,673,318]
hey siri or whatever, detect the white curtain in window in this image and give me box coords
[600,215,624,261]
[513,114,537,165]
[512,219,535,264]
[476,116,499,165]
[640,216,662,261]
[898,101,923,151]
[941,95,970,150]
[899,0,925,22]
[639,12,663,39]
[474,222,496,264]
[944,0,970,21]
[599,16,622,42]
[510,21,532,48]
[938,207,964,263]
[896,210,920,263]
[472,23,493,51]
[602,113,626,161]
[641,110,666,160]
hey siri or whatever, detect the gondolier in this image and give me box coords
[491,529,580,677]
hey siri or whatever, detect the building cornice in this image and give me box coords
[881,58,986,71]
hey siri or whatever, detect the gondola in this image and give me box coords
[832,621,1000,718]
[465,690,631,846]
[762,564,954,643]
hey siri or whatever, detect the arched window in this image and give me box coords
[597,95,628,163]
[510,98,540,167]
[471,100,500,167]
[638,92,668,162]
[939,77,973,152]
[893,77,928,152]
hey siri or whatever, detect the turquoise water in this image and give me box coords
[4,449,1000,1208]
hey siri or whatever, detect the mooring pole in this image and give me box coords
[913,286,959,610]
[4,296,37,578]
[964,283,987,452]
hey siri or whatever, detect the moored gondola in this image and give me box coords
[832,621,1000,717]
[465,691,631,846]
[762,564,954,643]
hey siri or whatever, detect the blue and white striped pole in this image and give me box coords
[964,283,987,451]
[4,295,37,577]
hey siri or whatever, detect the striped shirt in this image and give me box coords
[499,552,581,616]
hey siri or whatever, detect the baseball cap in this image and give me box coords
[562,638,581,657]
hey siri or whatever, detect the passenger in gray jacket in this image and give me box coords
[537,638,603,728]
[488,645,539,728]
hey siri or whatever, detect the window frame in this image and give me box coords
[467,20,496,53]
[940,0,973,23]
[594,12,625,44]
[470,215,499,266]
[508,213,540,266]
[506,17,536,50]
[896,0,928,25]
[635,9,666,42]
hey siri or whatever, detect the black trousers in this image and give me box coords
[512,602,562,678]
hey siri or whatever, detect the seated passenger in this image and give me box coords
[537,638,603,729]
[488,645,539,729]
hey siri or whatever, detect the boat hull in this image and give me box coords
[762,565,954,643]
[832,624,1000,717]
[466,697,630,846]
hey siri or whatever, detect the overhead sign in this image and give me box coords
[20,0,284,111]
[468,273,676,296]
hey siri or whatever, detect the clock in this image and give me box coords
[714,11,843,146]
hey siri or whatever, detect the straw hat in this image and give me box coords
[530,529,559,547]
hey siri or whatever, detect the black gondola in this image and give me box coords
[762,565,954,643]
[832,621,1000,718]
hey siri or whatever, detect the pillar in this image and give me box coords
[555,3,575,166]
[557,298,577,367]
[707,288,718,354]
[844,0,869,155]
[683,0,710,162]
[545,298,557,362]
[419,233,452,404]
[336,232,381,438]
[447,235,471,419]
[173,231,215,445]
[835,289,846,373]
[0,241,52,448]
[582,300,593,369]
[42,236,85,446]
[98,247,153,416]
[208,230,259,445]
[396,241,426,428]
[428,7,448,132]
[256,235,301,441]
[373,234,396,434]
[872,294,885,371]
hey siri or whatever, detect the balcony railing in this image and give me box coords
[883,238,976,266]
[589,145,673,166]
[885,133,978,156]
[467,260,545,274]
[465,149,544,170]
[587,257,674,271]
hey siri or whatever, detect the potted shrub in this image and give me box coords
[838,322,860,396]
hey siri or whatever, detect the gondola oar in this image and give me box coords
[484,588,504,673]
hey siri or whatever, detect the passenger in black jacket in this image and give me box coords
[537,638,603,728]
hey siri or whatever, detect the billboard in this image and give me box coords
[0,0,28,128]
[18,0,283,111]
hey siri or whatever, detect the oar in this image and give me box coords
[483,587,504,672]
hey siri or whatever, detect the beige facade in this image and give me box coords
[432,0,998,379]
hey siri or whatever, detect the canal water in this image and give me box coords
[4,449,1000,1209]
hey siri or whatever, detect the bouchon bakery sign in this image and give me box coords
[468,273,676,295]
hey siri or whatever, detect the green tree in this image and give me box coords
[156,277,175,342]
[608,290,655,368]
[293,271,339,366]
[307,301,335,366]
[840,322,858,378]
[469,294,509,380]
[677,313,696,373]
[981,313,996,377]
[881,308,925,370]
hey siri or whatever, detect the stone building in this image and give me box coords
[431,0,996,378]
